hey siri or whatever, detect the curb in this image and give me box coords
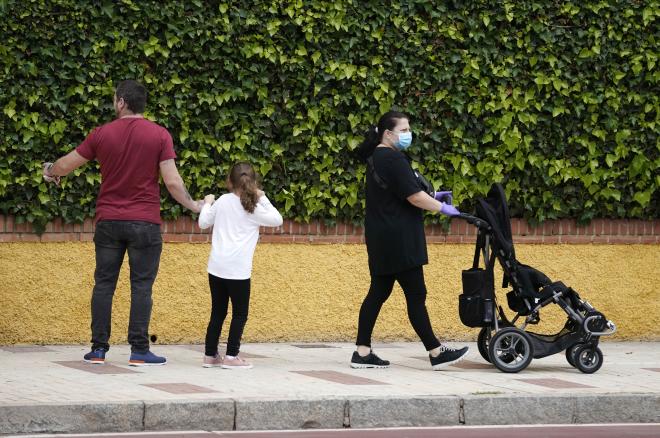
[1,394,659,434]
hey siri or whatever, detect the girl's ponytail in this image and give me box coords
[228,163,260,213]
[238,175,259,213]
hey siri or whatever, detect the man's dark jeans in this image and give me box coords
[91,220,162,353]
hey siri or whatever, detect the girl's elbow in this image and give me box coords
[198,219,212,230]
[267,214,283,227]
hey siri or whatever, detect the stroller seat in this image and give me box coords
[506,263,557,315]
[510,263,553,299]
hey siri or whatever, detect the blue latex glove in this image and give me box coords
[433,190,453,205]
[439,202,461,217]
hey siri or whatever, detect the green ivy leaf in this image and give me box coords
[633,190,651,207]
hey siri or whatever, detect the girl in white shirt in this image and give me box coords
[198,162,283,369]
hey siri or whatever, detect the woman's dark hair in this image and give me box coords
[227,162,260,213]
[356,111,409,162]
[115,80,147,113]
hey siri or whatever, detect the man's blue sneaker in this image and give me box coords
[83,348,106,364]
[128,350,167,366]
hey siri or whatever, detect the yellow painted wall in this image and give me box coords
[0,242,658,345]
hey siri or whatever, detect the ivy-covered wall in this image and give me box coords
[1,1,658,231]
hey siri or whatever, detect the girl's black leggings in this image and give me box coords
[205,274,250,357]
[356,265,441,351]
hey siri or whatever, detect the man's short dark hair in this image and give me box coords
[115,80,147,113]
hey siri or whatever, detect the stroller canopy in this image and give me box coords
[474,183,551,298]
[476,183,515,259]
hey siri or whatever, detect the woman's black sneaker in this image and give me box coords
[430,345,469,370]
[350,350,390,369]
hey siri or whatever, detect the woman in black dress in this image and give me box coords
[351,111,469,371]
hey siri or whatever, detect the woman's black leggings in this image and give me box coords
[205,274,250,357]
[356,266,441,351]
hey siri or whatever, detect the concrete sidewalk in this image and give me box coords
[1,342,659,434]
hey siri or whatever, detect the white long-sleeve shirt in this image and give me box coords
[198,193,283,279]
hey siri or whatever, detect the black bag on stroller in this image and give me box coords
[459,234,495,327]
[458,183,616,374]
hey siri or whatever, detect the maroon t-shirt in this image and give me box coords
[76,117,176,224]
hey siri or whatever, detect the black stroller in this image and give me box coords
[458,183,616,373]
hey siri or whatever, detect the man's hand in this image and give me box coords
[42,162,61,185]
[191,200,203,213]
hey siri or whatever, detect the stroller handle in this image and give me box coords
[458,213,491,230]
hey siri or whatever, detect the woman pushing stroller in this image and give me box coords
[351,111,470,370]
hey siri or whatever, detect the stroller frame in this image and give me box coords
[459,184,616,373]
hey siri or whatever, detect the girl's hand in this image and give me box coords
[204,194,215,204]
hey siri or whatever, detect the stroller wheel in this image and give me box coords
[566,344,581,367]
[574,345,603,374]
[488,327,534,373]
[477,327,492,363]
[477,321,510,364]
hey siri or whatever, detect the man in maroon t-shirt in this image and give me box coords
[43,80,201,366]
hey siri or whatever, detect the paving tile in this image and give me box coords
[413,356,431,362]
[236,352,268,359]
[292,370,388,385]
[450,360,493,370]
[141,383,220,394]
[177,345,267,358]
[54,360,140,374]
[178,345,206,352]
[1,345,54,353]
[291,344,338,348]
[412,357,492,370]
[516,378,595,389]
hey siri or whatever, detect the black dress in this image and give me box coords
[364,146,427,276]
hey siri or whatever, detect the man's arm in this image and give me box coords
[159,159,202,213]
[43,150,89,182]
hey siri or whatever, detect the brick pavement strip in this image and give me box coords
[0,342,659,434]
[514,378,595,389]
